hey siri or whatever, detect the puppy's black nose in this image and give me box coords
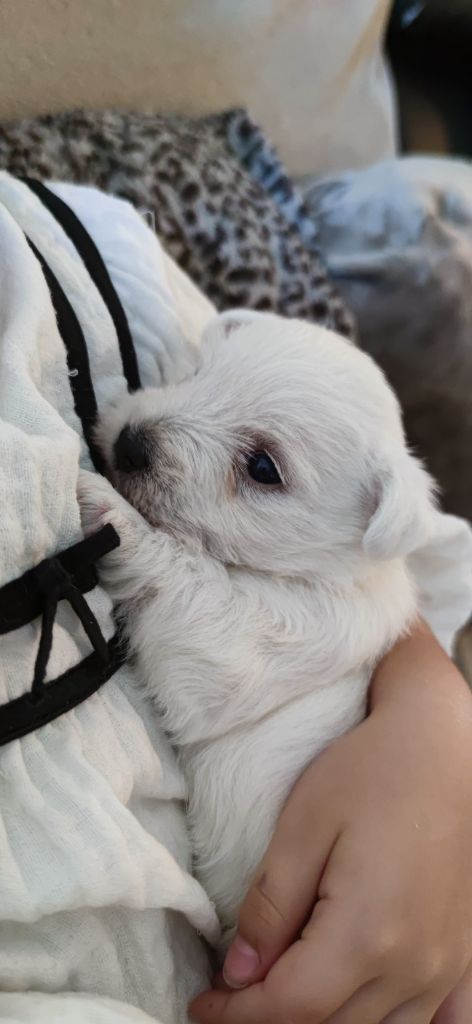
[114,426,149,473]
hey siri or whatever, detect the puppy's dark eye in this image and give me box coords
[246,451,282,486]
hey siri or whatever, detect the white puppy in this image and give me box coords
[79,310,436,944]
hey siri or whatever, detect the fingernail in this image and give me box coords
[223,935,260,989]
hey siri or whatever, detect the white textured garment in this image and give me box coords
[0,173,470,1024]
[0,174,217,1024]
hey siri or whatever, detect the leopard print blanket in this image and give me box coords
[0,108,354,338]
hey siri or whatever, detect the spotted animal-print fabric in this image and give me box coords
[0,108,354,338]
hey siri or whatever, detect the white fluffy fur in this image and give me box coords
[79,311,436,945]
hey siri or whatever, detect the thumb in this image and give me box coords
[222,761,338,989]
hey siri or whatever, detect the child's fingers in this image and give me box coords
[222,756,339,986]
[329,992,438,1024]
[382,999,443,1023]
[192,905,397,1024]
[432,959,472,1023]
[296,979,396,1024]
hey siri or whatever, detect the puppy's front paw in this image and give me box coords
[77,470,151,575]
[77,470,120,537]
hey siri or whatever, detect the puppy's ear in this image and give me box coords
[202,308,275,345]
[363,451,437,561]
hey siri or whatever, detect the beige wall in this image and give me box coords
[0,0,396,177]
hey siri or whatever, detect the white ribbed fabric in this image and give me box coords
[0,175,217,1024]
[0,173,470,1024]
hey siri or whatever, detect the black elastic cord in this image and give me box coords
[0,523,119,635]
[21,178,141,393]
[26,236,106,474]
[31,556,110,701]
[0,631,126,746]
[65,584,110,662]
[0,525,124,745]
[31,592,58,701]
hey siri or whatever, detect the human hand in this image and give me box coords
[190,623,472,1024]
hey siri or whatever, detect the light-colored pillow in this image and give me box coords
[0,0,397,177]
[302,155,472,523]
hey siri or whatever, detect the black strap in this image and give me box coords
[21,178,141,393]
[0,525,124,746]
[26,236,107,474]
[0,524,119,634]
[30,542,113,701]
[0,631,126,746]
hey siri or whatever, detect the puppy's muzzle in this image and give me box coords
[114,426,150,474]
